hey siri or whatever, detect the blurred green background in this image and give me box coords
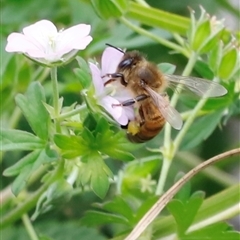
[1,0,239,239]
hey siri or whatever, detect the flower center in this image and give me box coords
[47,33,59,52]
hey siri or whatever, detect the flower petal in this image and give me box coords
[5,32,45,57]
[101,47,124,76]
[56,24,93,58]
[100,96,129,125]
[89,62,104,94]
[22,20,58,52]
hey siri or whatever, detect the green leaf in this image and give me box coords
[208,41,223,73]
[174,172,191,203]
[192,20,211,51]
[54,134,89,158]
[98,131,136,161]
[11,166,32,196]
[167,191,204,234]
[158,63,176,75]
[82,211,128,226]
[219,48,238,80]
[3,149,56,195]
[75,56,92,89]
[135,196,158,222]
[15,82,49,140]
[185,222,240,240]
[91,173,110,199]
[194,60,214,79]
[91,0,129,19]
[127,2,189,34]
[0,129,45,151]
[100,197,134,223]
[180,109,224,150]
[78,152,113,199]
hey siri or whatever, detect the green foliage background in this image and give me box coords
[1,0,239,239]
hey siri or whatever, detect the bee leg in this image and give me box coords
[103,73,128,86]
[112,94,149,107]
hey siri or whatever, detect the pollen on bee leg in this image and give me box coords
[127,121,140,135]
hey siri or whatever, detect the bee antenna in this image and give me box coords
[105,43,125,53]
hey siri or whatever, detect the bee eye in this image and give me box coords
[119,58,133,68]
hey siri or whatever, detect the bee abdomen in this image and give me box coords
[127,116,165,143]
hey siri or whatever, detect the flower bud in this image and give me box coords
[188,7,225,54]
[218,44,239,80]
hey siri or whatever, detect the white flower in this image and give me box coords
[5,19,92,65]
[89,47,135,125]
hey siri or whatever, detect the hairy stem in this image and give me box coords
[51,67,61,132]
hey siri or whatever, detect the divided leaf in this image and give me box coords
[3,149,57,195]
[15,82,49,140]
[0,129,45,151]
[167,191,205,235]
[78,152,113,199]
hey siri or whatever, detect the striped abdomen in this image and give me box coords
[127,100,165,143]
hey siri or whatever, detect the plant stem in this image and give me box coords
[50,67,61,132]
[51,67,59,116]
[57,104,87,121]
[127,2,190,34]
[156,51,198,195]
[22,214,39,240]
[135,0,149,7]
[120,17,189,57]
[0,159,64,229]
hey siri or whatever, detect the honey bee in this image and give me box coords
[103,44,227,143]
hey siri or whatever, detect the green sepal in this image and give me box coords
[218,47,239,80]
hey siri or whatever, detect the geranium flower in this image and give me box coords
[5,19,92,66]
[89,47,135,125]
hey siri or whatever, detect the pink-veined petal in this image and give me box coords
[22,20,58,51]
[123,106,135,121]
[89,62,104,94]
[5,32,46,57]
[100,96,129,125]
[101,47,124,76]
[58,24,92,49]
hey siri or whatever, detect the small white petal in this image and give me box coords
[89,62,104,94]
[5,20,92,64]
[101,96,128,125]
[57,24,93,54]
[101,47,124,77]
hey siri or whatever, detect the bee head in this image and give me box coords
[118,51,144,70]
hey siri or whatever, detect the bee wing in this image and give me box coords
[164,74,227,97]
[145,86,183,130]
